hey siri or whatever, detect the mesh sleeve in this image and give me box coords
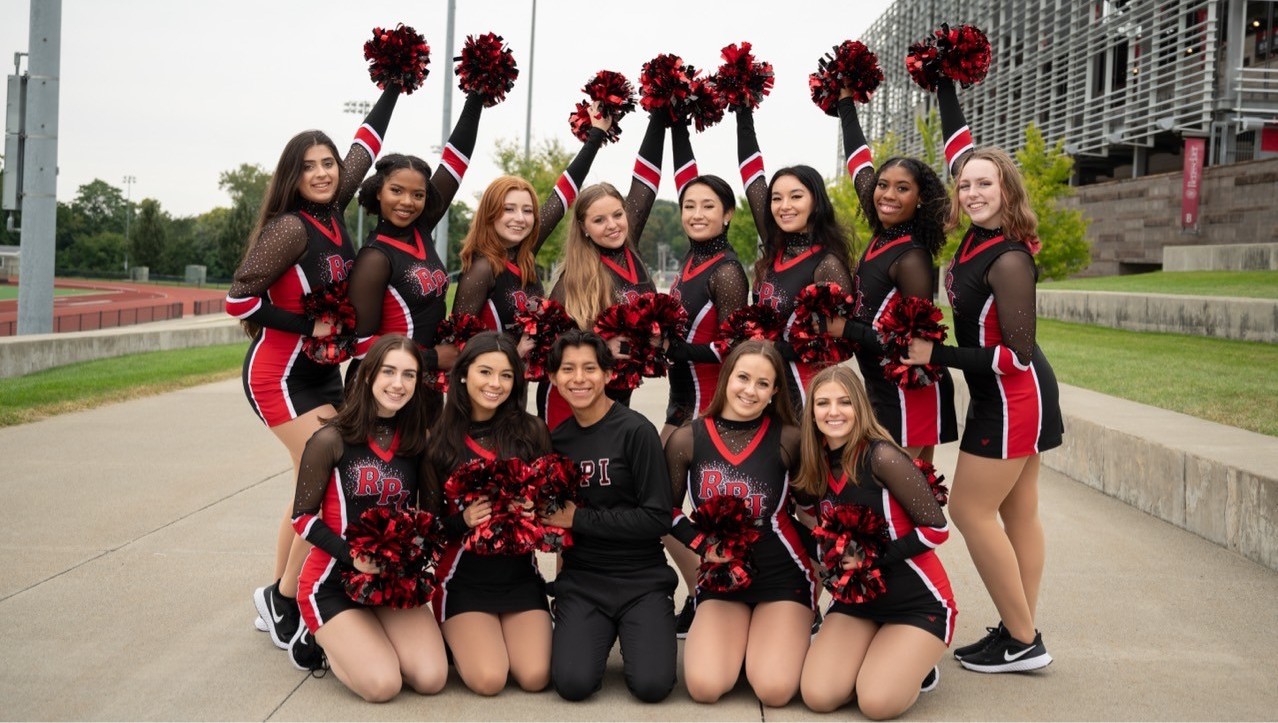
[665,426,698,549]
[814,253,854,289]
[349,246,392,359]
[837,97,876,211]
[869,442,949,565]
[451,256,496,319]
[623,115,665,244]
[537,128,605,256]
[679,262,749,364]
[892,248,936,300]
[339,86,400,210]
[735,107,771,237]
[290,427,354,567]
[421,93,484,230]
[225,214,313,335]
[931,250,1037,373]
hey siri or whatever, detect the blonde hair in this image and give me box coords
[792,365,900,499]
[553,183,633,328]
[460,176,541,288]
[947,146,1038,247]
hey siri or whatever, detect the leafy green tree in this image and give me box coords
[492,137,576,269]
[61,231,128,274]
[131,198,168,269]
[636,199,684,275]
[446,201,473,271]
[1017,123,1090,280]
[218,164,271,207]
[916,106,944,177]
[726,197,759,271]
[212,165,270,279]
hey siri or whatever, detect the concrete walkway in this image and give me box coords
[2,376,1276,720]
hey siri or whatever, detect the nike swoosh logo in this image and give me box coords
[269,595,285,624]
[1004,645,1035,662]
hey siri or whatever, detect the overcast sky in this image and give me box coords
[1,0,894,217]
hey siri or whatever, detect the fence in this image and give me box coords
[0,302,183,336]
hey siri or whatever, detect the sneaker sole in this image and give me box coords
[287,626,313,672]
[920,666,940,693]
[676,631,689,640]
[959,651,1053,673]
[253,587,290,651]
[254,615,268,633]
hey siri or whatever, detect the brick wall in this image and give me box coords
[1063,157,1278,276]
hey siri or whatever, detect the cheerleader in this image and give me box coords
[827,87,958,460]
[225,86,399,647]
[288,334,447,702]
[427,332,553,695]
[794,365,955,718]
[731,106,856,413]
[901,79,1062,672]
[541,330,676,703]
[540,112,667,429]
[666,340,817,706]
[347,89,489,385]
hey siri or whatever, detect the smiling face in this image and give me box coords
[552,344,612,417]
[681,183,733,242]
[297,145,339,205]
[377,168,428,228]
[582,195,629,249]
[873,164,921,229]
[957,158,1004,229]
[811,380,856,449]
[769,174,813,234]
[463,350,515,421]
[371,348,419,417]
[720,353,777,422]
[494,189,536,249]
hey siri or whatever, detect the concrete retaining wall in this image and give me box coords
[1036,289,1278,343]
[1163,243,1278,272]
[950,372,1278,573]
[0,318,246,378]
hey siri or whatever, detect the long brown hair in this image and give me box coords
[946,146,1038,247]
[327,334,437,457]
[754,165,854,288]
[792,365,899,499]
[553,183,647,328]
[701,340,797,427]
[460,176,541,288]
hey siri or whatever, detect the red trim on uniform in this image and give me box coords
[899,383,941,448]
[431,543,465,625]
[600,248,639,284]
[944,126,974,169]
[956,232,1005,264]
[681,252,725,282]
[845,144,873,178]
[354,124,383,159]
[369,429,401,463]
[704,416,771,466]
[298,212,343,248]
[674,160,699,193]
[999,365,1044,458]
[247,329,304,427]
[544,385,573,431]
[440,143,469,181]
[504,260,523,278]
[773,245,821,273]
[739,152,765,188]
[864,234,914,262]
[375,230,427,260]
[554,171,578,208]
[633,155,661,191]
[465,436,497,461]
[827,470,848,496]
[355,335,376,359]
[478,300,501,332]
[225,295,261,319]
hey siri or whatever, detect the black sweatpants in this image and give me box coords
[550,564,677,702]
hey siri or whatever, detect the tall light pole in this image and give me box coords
[342,101,370,244]
[524,0,537,160]
[435,0,456,266]
[122,174,135,272]
[16,0,60,335]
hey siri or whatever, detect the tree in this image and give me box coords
[636,199,684,275]
[726,197,759,271]
[1017,123,1090,280]
[218,164,271,206]
[70,179,132,236]
[211,163,271,279]
[492,137,576,269]
[132,198,168,269]
[61,231,128,274]
[446,201,473,271]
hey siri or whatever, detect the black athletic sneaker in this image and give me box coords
[920,665,939,692]
[288,625,327,673]
[675,599,695,639]
[809,609,824,638]
[953,622,1005,660]
[958,628,1052,673]
[253,582,300,651]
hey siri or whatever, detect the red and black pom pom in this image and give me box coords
[639,53,725,131]
[789,282,857,365]
[689,495,762,593]
[512,297,578,381]
[712,303,786,358]
[570,71,636,145]
[913,458,949,507]
[712,41,774,112]
[594,292,689,391]
[364,24,431,94]
[342,506,441,608]
[526,453,584,552]
[445,458,543,557]
[906,23,991,91]
[436,312,486,349]
[301,280,357,365]
[455,32,518,106]
[812,503,889,604]
[873,294,948,389]
[809,40,884,115]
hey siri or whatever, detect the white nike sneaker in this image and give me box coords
[958,628,1052,673]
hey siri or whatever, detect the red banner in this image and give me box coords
[1181,137,1205,231]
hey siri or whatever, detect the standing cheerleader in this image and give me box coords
[666,340,817,706]
[829,86,958,459]
[427,332,553,695]
[225,86,399,647]
[902,78,1063,672]
[288,334,447,702]
[541,330,676,703]
[540,112,667,429]
[347,87,490,384]
[732,106,856,412]
[794,365,955,718]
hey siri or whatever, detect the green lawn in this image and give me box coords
[0,343,245,427]
[1042,270,1278,299]
[0,286,96,301]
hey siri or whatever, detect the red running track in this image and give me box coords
[0,279,227,336]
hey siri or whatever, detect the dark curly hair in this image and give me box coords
[356,153,434,216]
[755,165,854,284]
[864,157,948,257]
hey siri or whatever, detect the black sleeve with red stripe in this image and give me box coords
[536,127,606,257]
[868,442,948,566]
[290,427,356,567]
[670,123,699,196]
[349,245,392,359]
[665,426,701,550]
[734,108,771,239]
[421,93,484,231]
[838,97,876,215]
[624,114,666,244]
[929,250,1037,373]
[340,86,400,210]
[937,80,974,179]
[224,214,314,335]
[451,256,496,319]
